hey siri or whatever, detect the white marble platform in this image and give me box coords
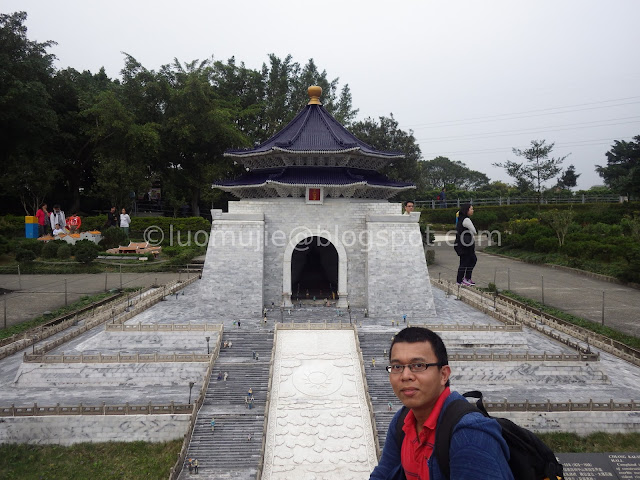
[262,330,377,480]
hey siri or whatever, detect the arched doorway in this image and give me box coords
[291,236,338,300]
[282,231,348,307]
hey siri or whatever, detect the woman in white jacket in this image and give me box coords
[120,208,131,236]
[454,203,477,286]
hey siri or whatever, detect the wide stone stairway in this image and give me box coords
[178,329,274,480]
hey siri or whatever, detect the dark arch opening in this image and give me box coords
[291,236,338,300]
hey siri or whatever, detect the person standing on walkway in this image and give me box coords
[454,203,477,287]
[120,208,131,236]
[210,418,215,432]
[193,458,198,473]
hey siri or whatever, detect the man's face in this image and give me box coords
[110,207,115,213]
[405,202,414,213]
[389,341,451,419]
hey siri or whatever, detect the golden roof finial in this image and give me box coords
[307,85,322,105]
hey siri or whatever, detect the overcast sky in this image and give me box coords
[6,0,640,190]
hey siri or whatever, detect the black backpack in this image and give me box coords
[395,391,564,480]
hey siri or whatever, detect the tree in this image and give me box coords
[0,11,59,213]
[540,208,574,246]
[158,59,247,216]
[493,140,568,203]
[596,135,640,199]
[350,114,421,185]
[419,156,489,190]
[85,90,159,208]
[557,164,580,190]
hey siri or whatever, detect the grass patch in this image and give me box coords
[538,432,640,453]
[500,290,640,350]
[0,291,122,340]
[0,440,182,480]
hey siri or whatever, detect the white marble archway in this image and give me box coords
[282,230,348,308]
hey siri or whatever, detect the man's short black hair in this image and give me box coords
[389,327,450,386]
[389,327,448,364]
[404,200,415,206]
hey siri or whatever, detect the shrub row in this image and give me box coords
[420,203,640,230]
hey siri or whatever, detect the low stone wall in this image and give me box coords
[500,411,640,435]
[0,414,191,445]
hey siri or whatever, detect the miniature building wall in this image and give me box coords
[202,199,436,318]
[366,214,436,319]
[199,211,265,317]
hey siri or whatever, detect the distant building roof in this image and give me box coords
[224,86,404,170]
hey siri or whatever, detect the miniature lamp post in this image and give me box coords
[205,336,210,355]
[188,381,195,404]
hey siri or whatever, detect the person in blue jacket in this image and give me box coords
[370,327,513,480]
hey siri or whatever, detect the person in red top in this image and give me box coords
[66,214,82,233]
[35,203,48,237]
[370,327,512,480]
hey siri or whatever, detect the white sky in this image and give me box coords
[6,0,640,190]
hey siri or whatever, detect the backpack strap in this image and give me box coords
[394,406,410,447]
[434,397,484,480]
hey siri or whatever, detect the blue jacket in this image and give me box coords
[370,391,514,480]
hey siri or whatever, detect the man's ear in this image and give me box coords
[440,365,451,386]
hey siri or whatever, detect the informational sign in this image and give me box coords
[306,187,323,204]
[557,453,640,479]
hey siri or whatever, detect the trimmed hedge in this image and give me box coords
[420,203,640,230]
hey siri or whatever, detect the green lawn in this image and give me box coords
[0,440,183,480]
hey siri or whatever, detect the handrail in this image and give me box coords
[18,276,199,361]
[431,279,601,360]
[255,326,277,480]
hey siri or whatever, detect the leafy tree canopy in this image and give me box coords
[350,114,421,185]
[419,156,489,191]
[494,140,568,202]
[596,135,640,199]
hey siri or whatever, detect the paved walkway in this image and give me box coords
[428,236,640,338]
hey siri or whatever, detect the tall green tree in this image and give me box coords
[0,11,59,213]
[158,59,248,216]
[596,135,640,199]
[84,90,160,209]
[493,140,568,203]
[557,164,580,190]
[350,114,421,186]
[419,156,489,190]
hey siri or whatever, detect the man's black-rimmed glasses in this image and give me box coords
[386,363,442,374]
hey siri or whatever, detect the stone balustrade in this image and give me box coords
[105,323,222,332]
[23,352,213,363]
[0,292,131,361]
[0,402,194,417]
[432,280,601,360]
[449,352,599,362]
[407,323,522,332]
[483,398,639,412]
[20,276,200,360]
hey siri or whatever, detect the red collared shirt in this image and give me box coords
[401,387,451,480]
